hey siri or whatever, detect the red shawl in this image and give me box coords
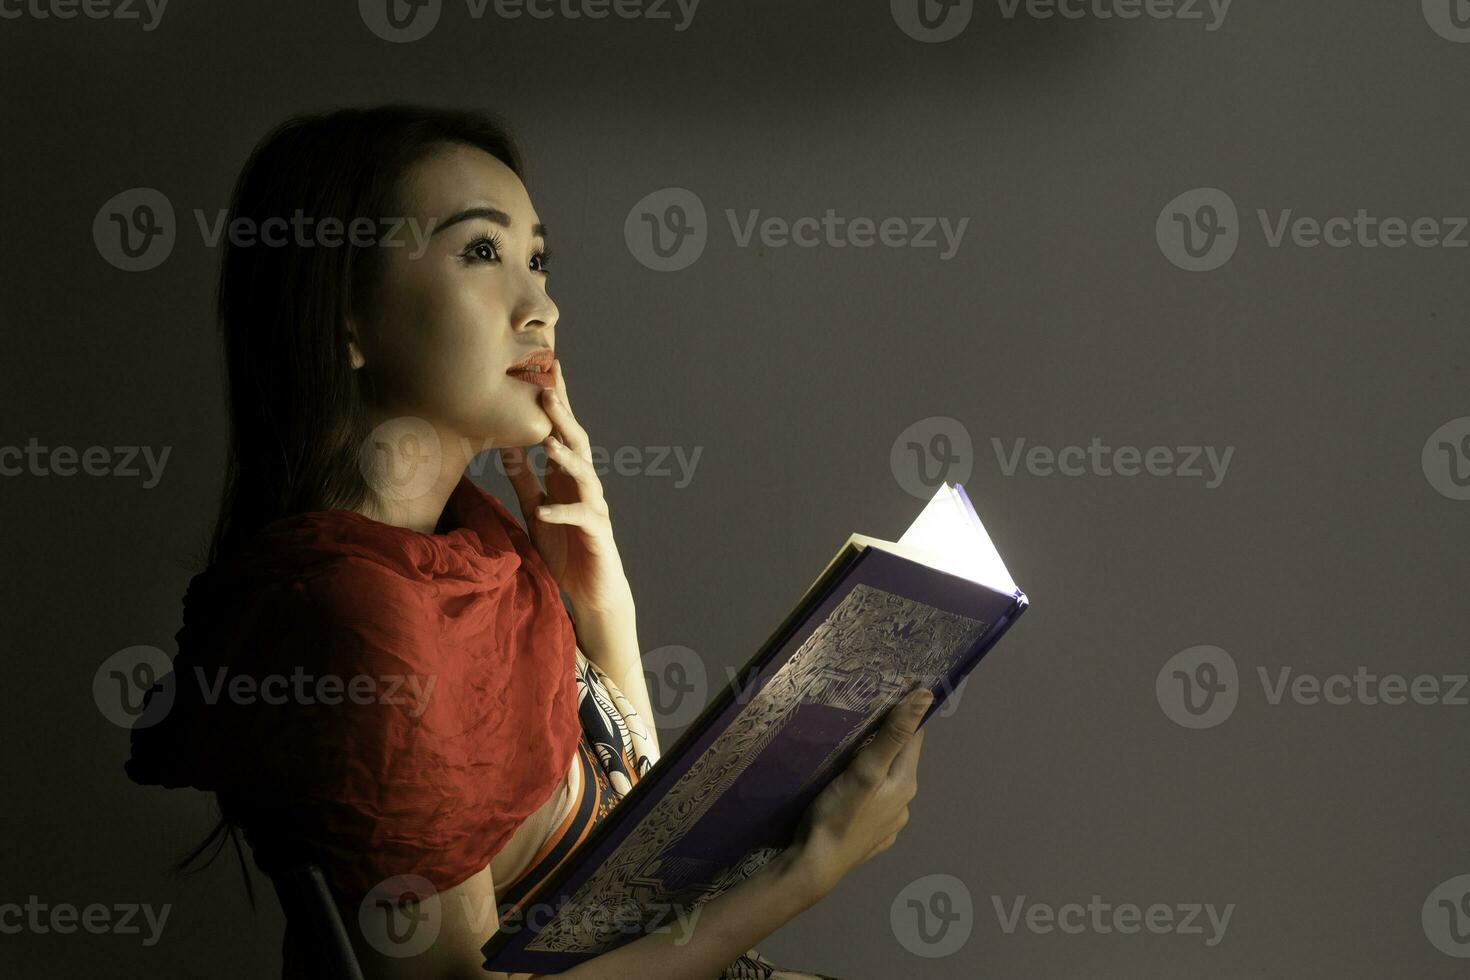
[125,475,581,902]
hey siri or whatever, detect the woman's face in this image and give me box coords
[349,143,558,455]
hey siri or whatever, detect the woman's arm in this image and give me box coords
[497,367,659,756]
[568,601,660,757]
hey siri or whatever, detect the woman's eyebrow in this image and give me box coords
[431,205,548,240]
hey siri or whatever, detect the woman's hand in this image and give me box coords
[500,358,634,617]
[787,687,934,901]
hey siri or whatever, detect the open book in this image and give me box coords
[482,483,1029,973]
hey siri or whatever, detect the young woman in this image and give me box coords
[125,105,933,979]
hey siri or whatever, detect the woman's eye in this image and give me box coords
[465,236,500,263]
[461,235,549,275]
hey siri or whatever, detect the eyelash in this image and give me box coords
[461,230,552,275]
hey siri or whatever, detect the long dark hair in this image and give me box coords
[180,104,527,902]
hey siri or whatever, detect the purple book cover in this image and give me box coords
[483,484,1029,974]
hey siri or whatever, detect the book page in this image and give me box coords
[880,482,1018,596]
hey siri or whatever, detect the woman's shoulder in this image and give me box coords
[209,504,503,607]
[178,530,452,688]
[219,502,523,610]
[194,541,423,623]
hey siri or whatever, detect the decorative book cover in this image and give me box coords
[482,483,1029,974]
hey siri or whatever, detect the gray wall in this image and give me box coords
[2,0,1467,976]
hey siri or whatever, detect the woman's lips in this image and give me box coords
[507,368,557,390]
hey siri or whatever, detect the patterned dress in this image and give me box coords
[493,647,842,979]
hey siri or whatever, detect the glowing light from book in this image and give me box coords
[896,483,1019,597]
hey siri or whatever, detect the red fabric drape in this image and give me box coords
[126,476,580,902]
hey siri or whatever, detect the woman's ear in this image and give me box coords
[345,317,366,370]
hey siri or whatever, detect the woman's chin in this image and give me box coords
[497,382,554,447]
[502,417,554,450]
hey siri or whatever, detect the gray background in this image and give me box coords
[2,0,1467,976]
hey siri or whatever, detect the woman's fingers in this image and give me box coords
[542,364,590,459]
[499,445,545,518]
[494,361,592,529]
[544,435,606,508]
[535,500,611,529]
[553,358,572,414]
[887,722,925,789]
[850,689,932,791]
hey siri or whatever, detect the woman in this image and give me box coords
[126,105,932,979]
